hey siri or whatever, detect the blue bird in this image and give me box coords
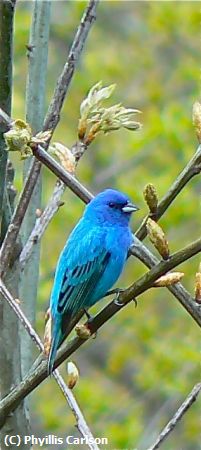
[48,189,139,374]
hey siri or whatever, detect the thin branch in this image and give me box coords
[32,144,93,202]
[43,0,99,131]
[136,144,201,240]
[55,375,100,450]
[0,111,200,328]
[0,280,99,448]
[146,382,201,450]
[19,180,65,270]
[0,280,43,350]
[0,0,98,275]
[0,160,41,277]
[0,108,12,130]
[0,0,15,228]
[131,237,201,324]
[1,107,200,329]
[0,235,200,423]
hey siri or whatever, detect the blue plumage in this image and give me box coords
[48,189,138,374]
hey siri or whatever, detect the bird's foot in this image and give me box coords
[113,290,138,308]
[105,287,123,298]
[113,288,125,306]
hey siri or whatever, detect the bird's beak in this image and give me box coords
[122,202,139,213]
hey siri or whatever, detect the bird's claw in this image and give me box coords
[113,288,125,306]
[84,308,92,321]
[114,292,138,308]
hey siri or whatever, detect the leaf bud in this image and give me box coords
[67,362,79,389]
[146,218,169,259]
[143,183,158,214]
[154,272,184,287]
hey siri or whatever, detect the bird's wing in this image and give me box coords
[52,226,110,325]
[57,248,110,320]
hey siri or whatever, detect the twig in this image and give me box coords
[55,375,100,450]
[0,107,13,129]
[33,144,93,202]
[19,180,65,270]
[1,109,200,328]
[136,144,201,240]
[0,0,98,276]
[43,0,99,131]
[0,280,99,448]
[146,382,201,450]
[0,0,15,224]
[0,235,200,423]
[0,279,43,350]
[131,237,201,324]
[0,160,41,277]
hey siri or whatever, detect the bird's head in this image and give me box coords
[84,189,139,226]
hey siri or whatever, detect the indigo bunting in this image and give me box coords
[48,189,138,374]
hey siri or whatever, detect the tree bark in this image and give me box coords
[19,0,51,379]
[0,2,30,448]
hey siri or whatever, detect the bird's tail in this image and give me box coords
[47,316,63,376]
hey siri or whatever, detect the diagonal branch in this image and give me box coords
[43,0,99,131]
[0,160,41,277]
[32,144,93,202]
[135,144,201,240]
[0,280,100,449]
[131,237,200,323]
[0,235,200,424]
[10,137,201,273]
[146,382,201,450]
[19,180,66,270]
[1,112,200,328]
[0,108,200,330]
[0,0,98,277]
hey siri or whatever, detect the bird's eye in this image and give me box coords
[109,202,115,208]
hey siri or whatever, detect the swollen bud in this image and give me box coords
[84,122,101,145]
[49,142,76,174]
[75,323,91,339]
[4,119,32,158]
[44,309,52,357]
[78,118,88,140]
[192,101,201,143]
[146,218,169,260]
[78,81,141,145]
[67,362,79,389]
[154,272,184,287]
[143,183,158,214]
[195,263,201,304]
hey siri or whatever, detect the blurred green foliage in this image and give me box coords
[11,1,200,449]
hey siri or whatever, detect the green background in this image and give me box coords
[12,2,200,449]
